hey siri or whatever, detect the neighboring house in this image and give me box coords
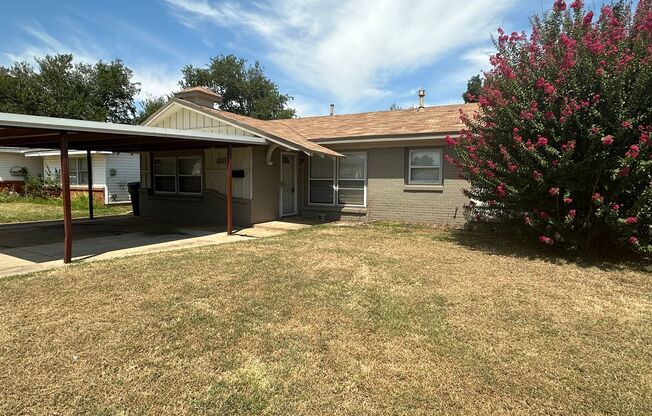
[139,87,476,226]
[0,147,44,192]
[0,146,139,203]
[24,150,140,203]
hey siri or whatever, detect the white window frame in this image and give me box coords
[153,155,203,196]
[308,151,367,208]
[68,157,88,186]
[408,148,442,185]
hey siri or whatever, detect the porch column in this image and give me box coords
[87,150,94,220]
[226,144,233,235]
[60,132,72,263]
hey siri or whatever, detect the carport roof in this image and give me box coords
[0,111,267,152]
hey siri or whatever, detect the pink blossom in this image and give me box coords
[533,170,543,181]
[445,135,457,146]
[537,135,549,147]
[625,217,638,224]
[568,209,576,218]
[618,166,630,177]
[626,145,640,159]
[534,209,550,221]
[601,135,614,145]
[640,133,650,145]
[570,0,583,10]
[629,236,639,245]
[538,235,554,245]
[486,160,497,169]
[583,10,594,25]
[524,216,532,225]
[508,164,518,172]
[595,68,605,77]
[549,187,560,196]
[612,204,620,211]
[592,193,603,203]
[553,0,566,12]
[564,197,573,204]
[496,182,507,197]
[622,121,632,129]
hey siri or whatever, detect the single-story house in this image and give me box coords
[140,87,477,226]
[0,147,139,203]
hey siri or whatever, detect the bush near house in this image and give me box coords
[448,0,652,253]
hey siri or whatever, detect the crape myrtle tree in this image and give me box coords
[447,0,652,253]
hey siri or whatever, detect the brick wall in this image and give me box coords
[300,145,470,225]
[366,147,468,224]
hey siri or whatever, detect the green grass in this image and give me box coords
[0,194,132,223]
[0,224,650,414]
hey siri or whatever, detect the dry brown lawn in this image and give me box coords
[0,223,650,415]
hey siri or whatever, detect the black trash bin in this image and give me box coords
[127,182,140,216]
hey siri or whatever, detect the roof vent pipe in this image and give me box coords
[329,104,334,116]
[418,90,425,109]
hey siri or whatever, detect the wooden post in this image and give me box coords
[226,144,233,235]
[87,150,94,220]
[60,133,72,263]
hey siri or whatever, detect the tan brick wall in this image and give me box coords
[366,147,468,224]
[300,145,470,225]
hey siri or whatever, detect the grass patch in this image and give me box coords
[0,194,131,223]
[0,224,650,414]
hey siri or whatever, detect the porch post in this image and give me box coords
[226,144,233,235]
[87,150,94,219]
[60,132,72,263]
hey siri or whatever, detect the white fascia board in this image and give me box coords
[0,112,267,146]
[24,150,113,157]
[314,134,449,145]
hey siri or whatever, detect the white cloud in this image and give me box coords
[164,0,515,110]
[1,21,181,103]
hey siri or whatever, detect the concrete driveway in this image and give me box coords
[0,215,314,278]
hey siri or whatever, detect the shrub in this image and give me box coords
[23,167,62,199]
[449,0,652,253]
[0,186,21,203]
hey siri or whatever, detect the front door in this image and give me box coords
[280,153,296,217]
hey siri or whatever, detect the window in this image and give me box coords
[154,155,202,195]
[408,149,442,185]
[309,152,366,206]
[68,157,88,186]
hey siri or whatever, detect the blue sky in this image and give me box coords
[0,0,551,116]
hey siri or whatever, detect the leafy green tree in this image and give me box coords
[180,54,295,120]
[0,54,139,123]
[134,95,170,125]
[462,74,483,103]
[448,0,652,253]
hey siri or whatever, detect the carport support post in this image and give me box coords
[60,133,72,263]
[87,150,94,220]
[226,144,233,235]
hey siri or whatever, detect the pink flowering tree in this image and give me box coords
[448,0,652,253]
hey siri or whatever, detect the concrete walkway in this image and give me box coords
[0,216,316,278]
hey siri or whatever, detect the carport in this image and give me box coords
[0,112,267,263]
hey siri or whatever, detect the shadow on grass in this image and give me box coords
[446,223,651,273]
